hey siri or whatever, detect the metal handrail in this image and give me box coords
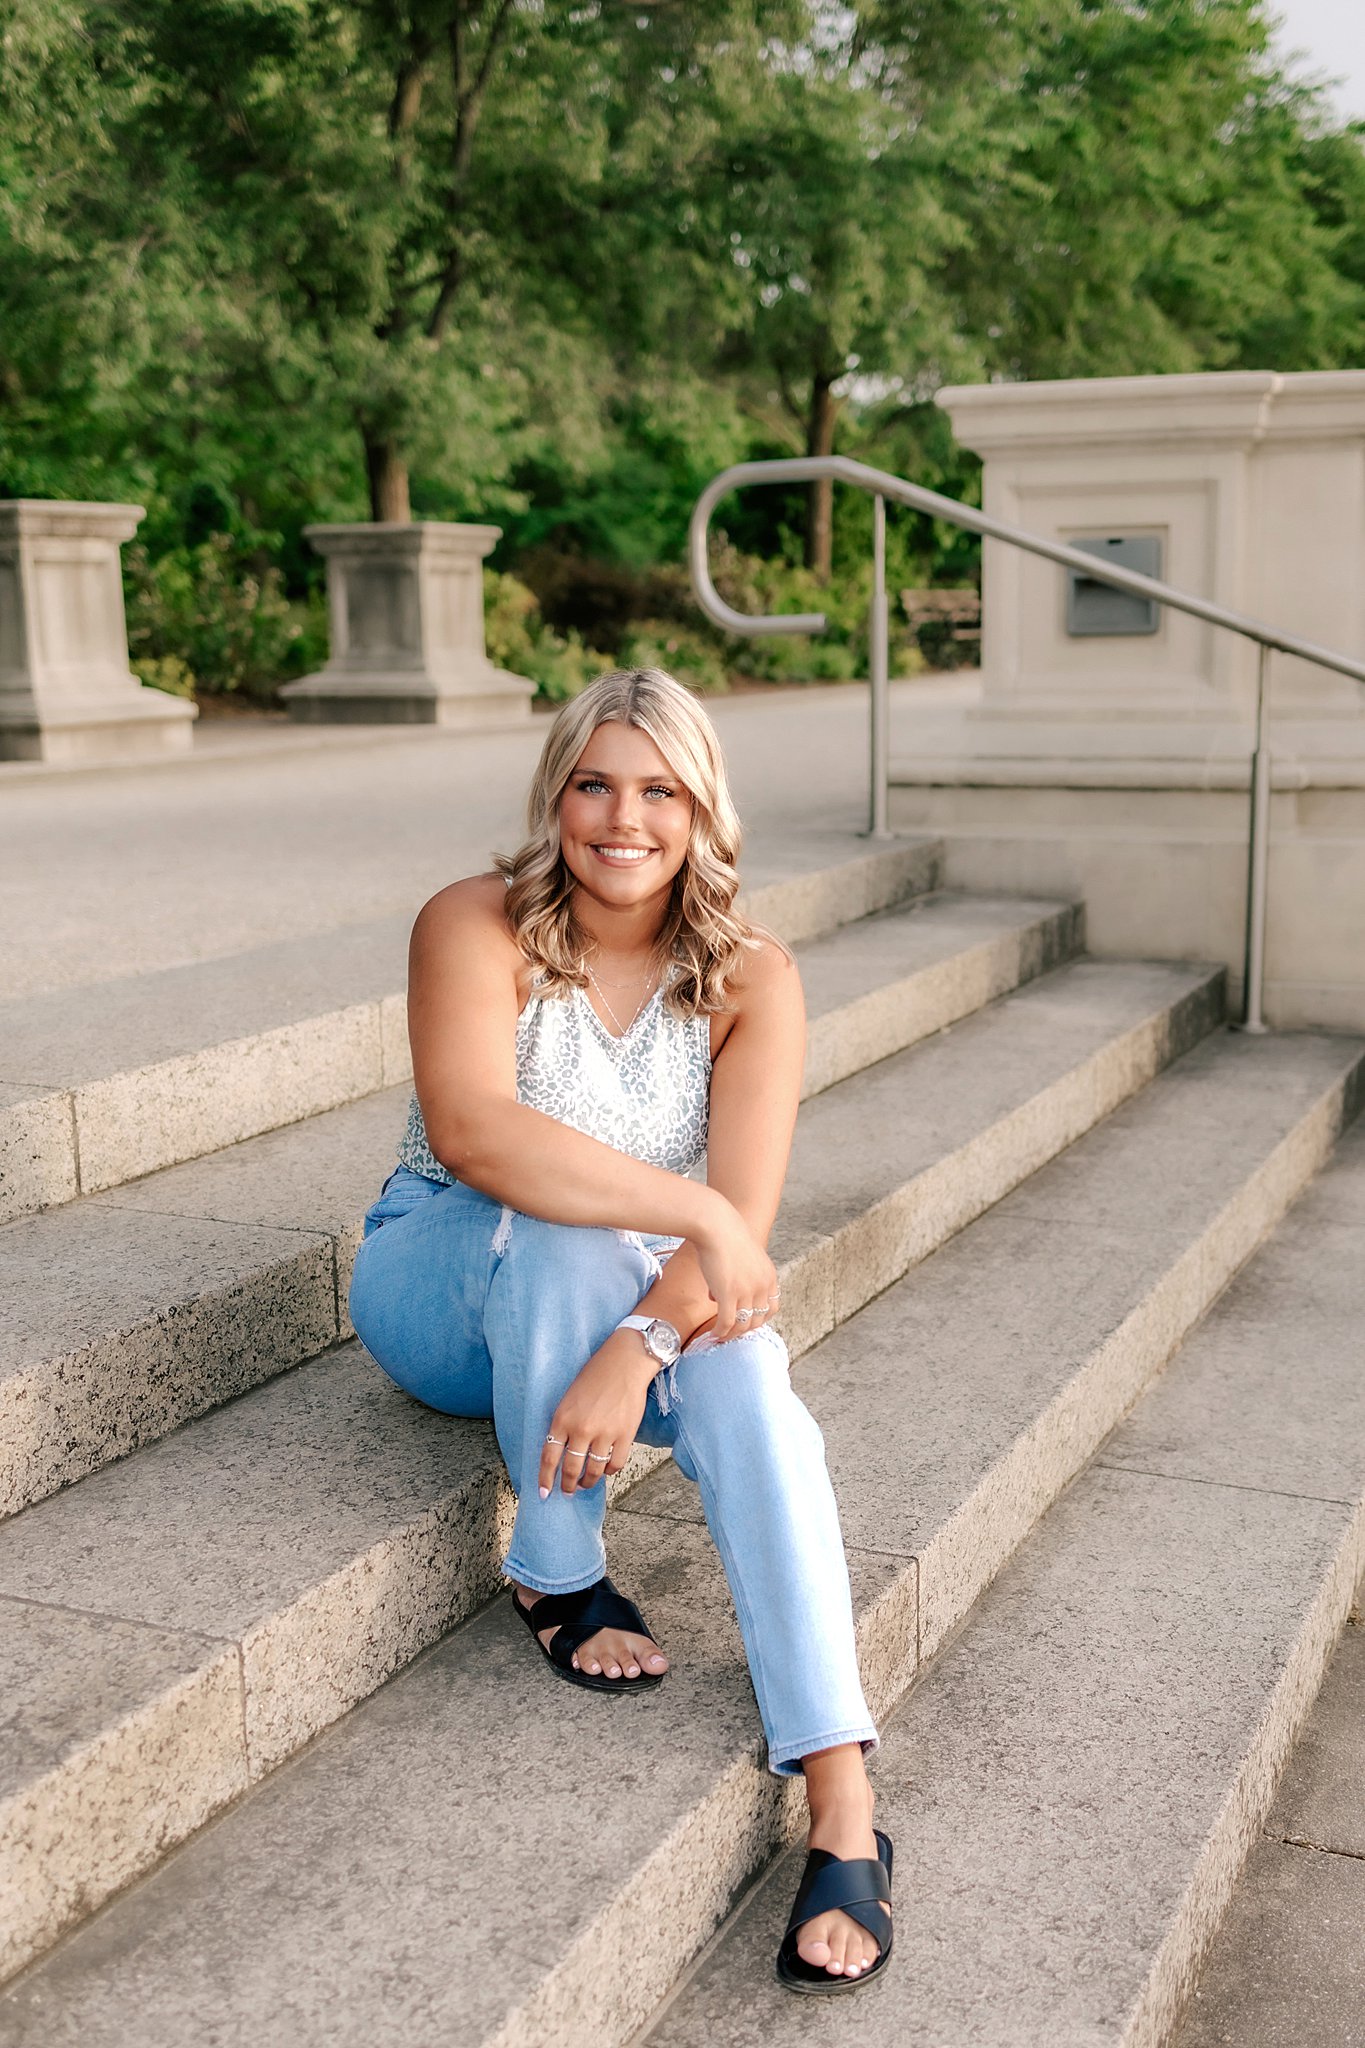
[688,453,1365,1033]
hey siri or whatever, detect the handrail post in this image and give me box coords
[868,492,890,838]
[1240,643,1272,1033]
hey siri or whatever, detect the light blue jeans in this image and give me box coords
[348,1165,878,1776]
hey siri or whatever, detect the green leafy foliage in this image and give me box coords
[482,570,613,703]
[125,536,327,702]
[2,1,1363,701]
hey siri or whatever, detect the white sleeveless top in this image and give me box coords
[397,967,712,1184]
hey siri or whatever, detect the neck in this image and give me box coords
[571,886,670,967]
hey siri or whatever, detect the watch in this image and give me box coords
[617,1314,682,1366]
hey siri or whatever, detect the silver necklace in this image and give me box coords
[586,962,659,1038]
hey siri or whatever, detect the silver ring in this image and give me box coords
[736,1307,755,1321]
[585,1449,610,1461]
[566,1446,590,1459]
[544,1434,564,1445]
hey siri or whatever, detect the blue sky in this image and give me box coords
[1270,0,1365,121]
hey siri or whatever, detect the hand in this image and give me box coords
[538,1334,654,1498]
[692,1196,781,1344]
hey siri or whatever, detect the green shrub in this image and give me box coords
[125,535,325,703]
[618,619,729,693]
[135,653,197,698]
[706,536,923,682]
[483,569,612,702]
[513,547,696,655]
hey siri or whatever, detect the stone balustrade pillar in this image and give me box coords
[888,369,1365,1031]
[279,521,535,727]
[0,501,195,764]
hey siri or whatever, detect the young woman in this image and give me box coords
[348,667,892,1993]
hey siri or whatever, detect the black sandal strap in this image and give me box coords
[515,1576,656,1673]
[781,1846,892,1956]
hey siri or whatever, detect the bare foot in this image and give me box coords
[513,1584,669,1681]
[797,1749,889,1980]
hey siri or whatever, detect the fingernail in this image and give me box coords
[538,1486,549,1500]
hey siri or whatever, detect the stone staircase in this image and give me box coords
[2,839,1362,2046]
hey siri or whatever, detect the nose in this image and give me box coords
[607,787,644,834]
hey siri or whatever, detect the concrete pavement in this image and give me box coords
[0,680,972,1001]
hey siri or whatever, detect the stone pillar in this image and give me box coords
[0,501,196,764]
[279,521,535,726]
[888,371,1365,1031]
[911,369,1365,774]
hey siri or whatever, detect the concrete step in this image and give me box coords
[642,1117,1365,2048]
[0,839,943,1224]
[1,1027,1357,2006]
[0,893,1090,1519]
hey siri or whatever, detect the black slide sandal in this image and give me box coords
[775,1828,894,1994]
[510,1575,666,1694]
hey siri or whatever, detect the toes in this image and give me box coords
[565,1628,666,1683]
[793,1903,885,1980]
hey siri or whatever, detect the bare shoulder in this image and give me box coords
[409,868,527,995]
[729,923,801,1005]
[412,872,512,942]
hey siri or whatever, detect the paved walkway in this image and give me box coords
[1172,1584,1365,2048]
[0,679,975,1000]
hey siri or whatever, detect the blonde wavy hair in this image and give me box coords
[495,667,759,1018]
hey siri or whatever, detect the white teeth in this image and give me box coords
[592,846,653,862]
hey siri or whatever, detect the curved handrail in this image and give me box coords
[688,452,1365,1033]
[689,454,1365,681]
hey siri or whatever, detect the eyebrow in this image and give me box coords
[573,767,676,782]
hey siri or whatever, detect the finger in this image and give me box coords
[538,1427,567,1499]
[581,1441,613,1490]
[559,1446,591,1496]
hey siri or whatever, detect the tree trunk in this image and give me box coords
[364,430,412,523]
[804,372,839,583]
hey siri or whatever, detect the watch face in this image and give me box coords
[645,1318,682,1365]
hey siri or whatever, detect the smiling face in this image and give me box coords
[556,719,694,916]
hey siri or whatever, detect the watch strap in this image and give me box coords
[617,1316,653,1333]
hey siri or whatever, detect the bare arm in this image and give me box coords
[538,933,805,1502]
[625,931,805,1345]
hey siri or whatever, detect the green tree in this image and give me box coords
[96,1,789,524]
[942,0,1365,378]
[670,2,1021,580]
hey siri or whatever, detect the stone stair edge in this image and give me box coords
[10,983,1343,1993]
[0,839,948,1223]
[639,1136,1365,2048]
[5,1037,1363,2025]
[0,897,1099,1520]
